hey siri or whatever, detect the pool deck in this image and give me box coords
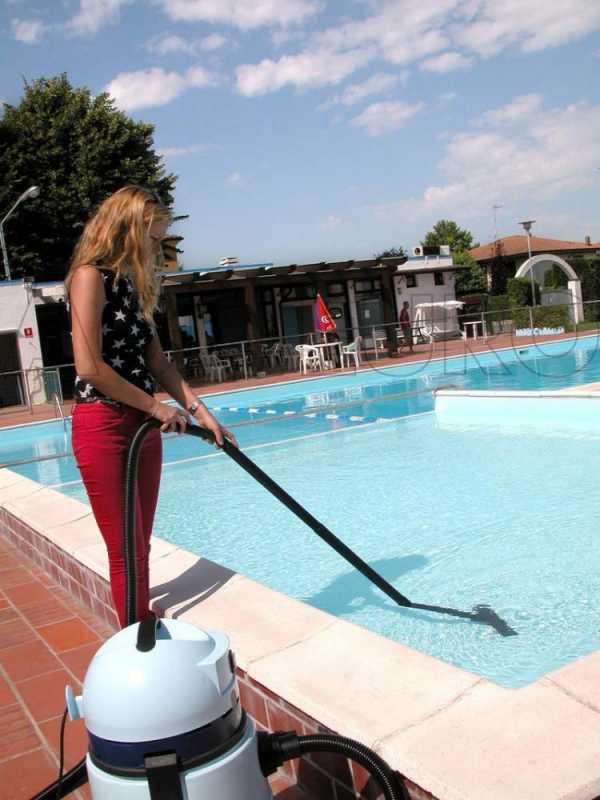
[0,534,310,800]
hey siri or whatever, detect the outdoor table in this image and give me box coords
[311,341,343,370]
[463,320,487,340]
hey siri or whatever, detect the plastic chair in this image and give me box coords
[295,345,320,374]
[341,337,361,369]
[200,353,233,382]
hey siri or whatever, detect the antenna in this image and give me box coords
[492,204,503,241]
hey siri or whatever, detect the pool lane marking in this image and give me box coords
[45,411,435,483]
[160,411,434,469]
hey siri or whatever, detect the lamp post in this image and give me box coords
[0,185,40,281]
[519,219,537,306]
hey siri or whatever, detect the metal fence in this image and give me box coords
[2,298,600,413]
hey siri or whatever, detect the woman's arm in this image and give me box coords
[70,266,187,432]
[146,336,237,446]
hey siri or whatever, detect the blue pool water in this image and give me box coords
[4,334,600,687]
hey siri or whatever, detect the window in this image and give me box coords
[434,271,445,286]
[405,274,417,288]
[327,282,345,296]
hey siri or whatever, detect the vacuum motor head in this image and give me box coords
[70,619,237,742]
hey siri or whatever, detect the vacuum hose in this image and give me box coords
[259,731,409,800]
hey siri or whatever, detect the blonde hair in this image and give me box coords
[66,185,172,322]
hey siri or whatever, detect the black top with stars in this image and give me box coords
[73,267,156,403]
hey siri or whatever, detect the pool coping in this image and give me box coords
[3,466,600,800]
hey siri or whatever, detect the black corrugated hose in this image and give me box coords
[259,731,409,800]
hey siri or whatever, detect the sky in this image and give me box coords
[2,0,600,269]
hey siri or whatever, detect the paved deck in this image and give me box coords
[0,535,309,800]
[2,327,597,429]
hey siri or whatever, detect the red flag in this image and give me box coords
[314,292,337,333]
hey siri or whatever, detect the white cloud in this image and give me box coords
[351,100,424,137]
[480,94,543,125]
[226,171,242,185]
[160,0,320,29]
[105,66,220,111]
[67,0,130,36]
[320,214,344,230]
[320,72,404,109]
[200,33,227,51]
[236,1,600,98]
[439,91,458,103]
[11,18,47,44]
[402,97,600,219]
[158,144,214,157]
[147,32,228,56]
[420,51,472,73]
[236,47,373,96]
[456,0,600,56]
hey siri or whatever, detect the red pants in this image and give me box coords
[72,402,162,627]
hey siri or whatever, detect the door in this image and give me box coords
[281,302,315,342]
[0,332,24,407]
[356,297,384,344]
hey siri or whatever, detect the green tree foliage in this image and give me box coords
[423,220,482,295]
[374,246,406,259]
[0,75,176,281]
[453,249,487,294]
[423,219,478,252]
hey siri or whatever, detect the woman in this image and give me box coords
[67,185,236,627]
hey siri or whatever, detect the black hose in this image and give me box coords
[299,734,408,800]
[259,731,408,800]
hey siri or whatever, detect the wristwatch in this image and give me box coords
[187,401,201,415]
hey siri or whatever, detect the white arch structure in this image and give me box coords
[515,253,583,324]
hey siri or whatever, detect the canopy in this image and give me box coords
[413,300,464,342]
[413,300,464,310]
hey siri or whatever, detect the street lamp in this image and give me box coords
[519,219,537,306]
[0,185,40,281]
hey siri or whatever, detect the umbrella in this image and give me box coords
[314,292,337,334]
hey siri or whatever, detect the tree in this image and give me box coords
[423,219,478,252]
[453,250,487,294]
[0,75,176,281]
[374,246,406,260]
[423,219,481,294]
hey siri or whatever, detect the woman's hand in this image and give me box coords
[194,406,238,448]
[150,400,188,434]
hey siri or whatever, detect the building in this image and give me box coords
[158,252,465,354]
[0,250,465,407]
[0,278,70,408]
[470,235,600,294]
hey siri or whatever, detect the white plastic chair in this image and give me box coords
[200,353,233,382]
[295,345,320,374]
[341,337,361,369]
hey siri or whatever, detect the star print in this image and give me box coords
[137,336,147,348]
[113,338,126,349]
[111,356,125,369]
[136,311,144,321]
[102,324,112,336]
[79,383,93,398]
[144,379,153,390]
[131,324,139,336]
[115,310,126,322]
[138,354,145,363]
[123,296,130,308]
[131,368,141,376]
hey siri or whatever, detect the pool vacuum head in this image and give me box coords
[66,617,273,800]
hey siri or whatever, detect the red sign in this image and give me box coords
[314,293,337,333]
[23,327,33,338]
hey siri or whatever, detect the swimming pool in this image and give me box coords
[3,334,600,687]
